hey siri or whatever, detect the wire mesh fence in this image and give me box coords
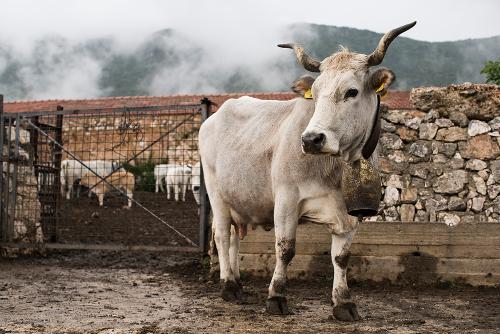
[0,97,211,251]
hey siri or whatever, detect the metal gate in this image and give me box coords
[0,94,211,253]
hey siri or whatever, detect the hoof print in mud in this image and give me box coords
[221,280,242,301]
[332,302,360,322]
[266,296,290,315]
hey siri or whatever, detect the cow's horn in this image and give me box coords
[367,21,417,67]
[278,43,321,72]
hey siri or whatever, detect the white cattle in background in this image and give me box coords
[165,165,192,201]
[154,164,182,193]
[191,162,201,205]
[60,159,115,200]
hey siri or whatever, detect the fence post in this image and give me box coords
[0,94,5,242]
[52,110,64,242]
[199,98,212,254]
[8,114,20,242]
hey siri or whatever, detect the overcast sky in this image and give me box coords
[0,0,497,100]
[1,0,499,52]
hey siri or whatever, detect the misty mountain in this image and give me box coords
[0,24,498,100]
[290,23,500,88]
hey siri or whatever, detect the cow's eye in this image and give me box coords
[344,88,358,100]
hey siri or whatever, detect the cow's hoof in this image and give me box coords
[221,280,242,301]
[266,296,290,315]
[332,302,360,322]
[236,278,243,289]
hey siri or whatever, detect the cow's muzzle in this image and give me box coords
[301,132,326,154]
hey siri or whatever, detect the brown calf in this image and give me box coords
[80,170,135,208]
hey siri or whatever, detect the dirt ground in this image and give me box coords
[57,191,199,246]
[1,252,499,334]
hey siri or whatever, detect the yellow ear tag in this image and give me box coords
[375,83,385,94]
[304,89,313,99]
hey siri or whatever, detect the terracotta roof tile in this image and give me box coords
[381,91,413,110]
[3,91,413,113]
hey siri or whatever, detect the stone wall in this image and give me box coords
[374,83,499,225]
[1,144,42,243]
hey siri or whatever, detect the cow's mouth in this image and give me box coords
[301,132,326,154]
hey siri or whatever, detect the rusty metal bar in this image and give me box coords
[29,116,40,175]
[4,117,12,242]
[0,94,5,242]
[52,113,64,242]
[0,242,201,253]
[4,103,203,118]
[199,98,212,254]
[8,114,20,241]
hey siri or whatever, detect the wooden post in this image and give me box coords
[199,98,212,254]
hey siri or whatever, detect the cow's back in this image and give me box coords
[199,96,303,224]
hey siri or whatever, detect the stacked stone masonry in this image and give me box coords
[373,83,499,224]
[2,144,42,243]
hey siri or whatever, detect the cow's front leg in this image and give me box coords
[266,198,298,315]
[331,230,360,322]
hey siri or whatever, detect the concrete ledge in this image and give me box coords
[239,222,500,286]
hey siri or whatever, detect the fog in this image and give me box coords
[0,0,498,100]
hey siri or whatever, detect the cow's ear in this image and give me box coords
[369,68,395,96]
[291,75,315,97]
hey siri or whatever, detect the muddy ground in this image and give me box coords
[57,191,199,245]
[1,251,499,334]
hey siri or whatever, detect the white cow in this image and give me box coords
[60,159,115,200]
[165,165,192,201]
[199,22,415,321]
[191,162,201,205]
[154,164,181,193]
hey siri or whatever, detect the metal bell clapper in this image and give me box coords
[341,158,381,221]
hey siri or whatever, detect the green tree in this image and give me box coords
[480,59,500,84]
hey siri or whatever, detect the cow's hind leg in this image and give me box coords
[181,183,187,201]
[229,225,241,287]
[267,194,298,315]
[174,184,180,201]
[331,229,360,322]
[155,177,160,193]
[98,193,104,207]
[126,189,133,208]
[166,183,171,200]
[159,176,166,192]
[213,200,242,301]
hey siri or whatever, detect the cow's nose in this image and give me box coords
[301,132,326,153]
